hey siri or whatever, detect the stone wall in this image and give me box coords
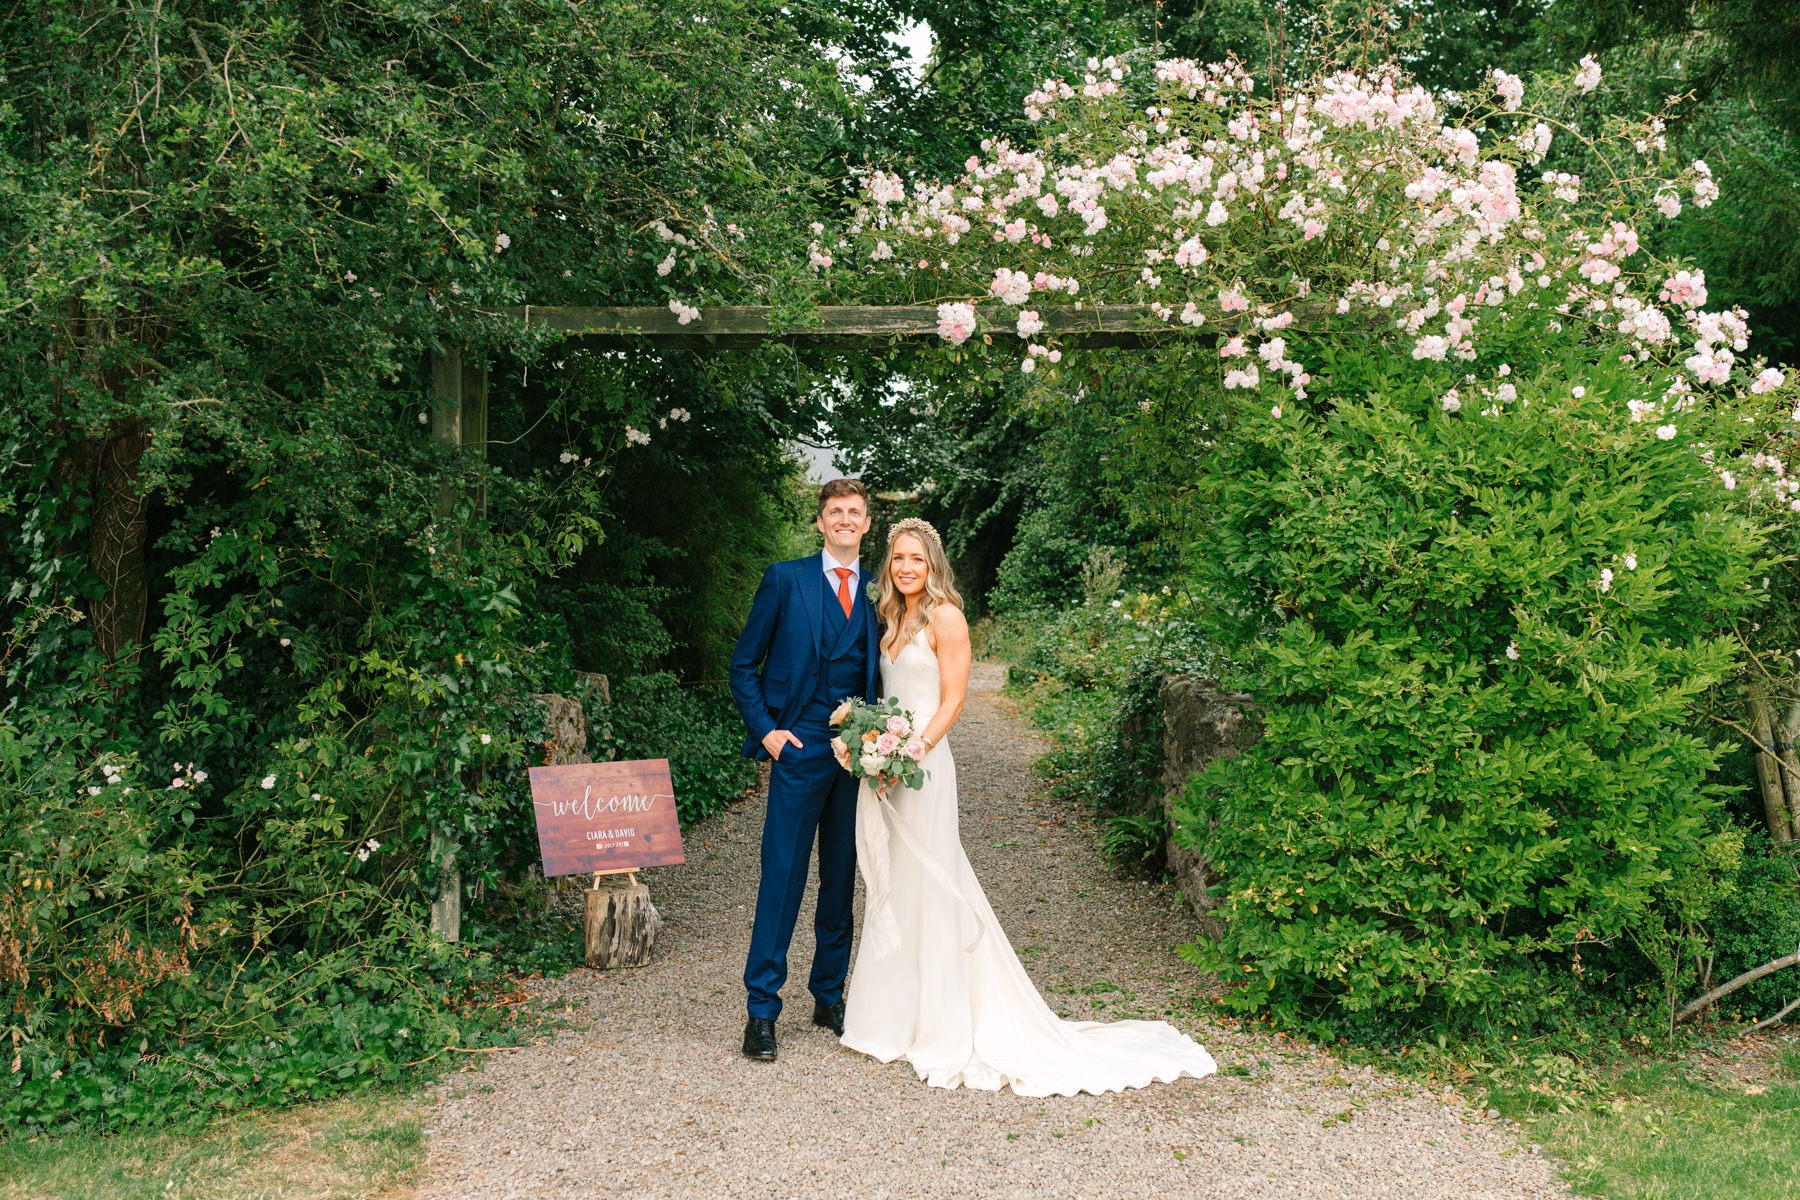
[1157,675,1259,937]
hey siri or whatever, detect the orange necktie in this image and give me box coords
[833,568,854,619]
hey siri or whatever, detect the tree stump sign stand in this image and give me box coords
[584,868,661,969]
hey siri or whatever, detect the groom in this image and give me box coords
[728,478,880,1061]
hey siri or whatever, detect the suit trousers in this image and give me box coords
[743,717,859,1020]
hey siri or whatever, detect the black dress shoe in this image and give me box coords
[811,1000,846,1037]
[742,1017,777,1061]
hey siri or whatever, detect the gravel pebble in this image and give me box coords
[422,664,1566,1198]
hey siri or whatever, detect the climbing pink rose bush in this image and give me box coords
[822,52,1800,1028]
[844,53,1784,428]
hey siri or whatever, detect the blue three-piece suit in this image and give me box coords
[728,554,880,1020]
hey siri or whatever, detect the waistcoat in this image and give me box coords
[807,571,869,721]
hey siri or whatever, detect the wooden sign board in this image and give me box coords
[527,759,686,878]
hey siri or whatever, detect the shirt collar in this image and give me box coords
[821,549,860,581]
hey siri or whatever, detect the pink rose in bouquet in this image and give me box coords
[830,697,929,795]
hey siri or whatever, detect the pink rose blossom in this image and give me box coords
[886,715,910,736]
[875,732,900,755]
[905,738,927,761]
[936,302,977,345]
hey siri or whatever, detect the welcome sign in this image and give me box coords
[527,759,686,877]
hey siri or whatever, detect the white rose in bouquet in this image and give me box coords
[859,751,890,774]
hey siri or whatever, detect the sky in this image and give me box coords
[890,19,933,83]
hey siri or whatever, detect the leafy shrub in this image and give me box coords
[1175,347,1769,1034]
[596,674,756,828]
[1705,832,1800,1021]
[990,555,1226,871]
[0,582,575,1131]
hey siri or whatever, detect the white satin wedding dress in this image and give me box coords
[841,628,1218,1097]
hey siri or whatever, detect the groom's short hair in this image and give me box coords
[817,477,869,516]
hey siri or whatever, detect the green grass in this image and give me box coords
[1508,1057,1800,1200]
[0,1092,425,1200]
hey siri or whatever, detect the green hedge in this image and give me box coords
[1176,347,1768,1034]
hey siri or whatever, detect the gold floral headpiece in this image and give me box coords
[886,517,943,552]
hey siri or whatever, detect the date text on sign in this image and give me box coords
[527,759,686,877]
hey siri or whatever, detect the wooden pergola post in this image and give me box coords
[426,345,489,942]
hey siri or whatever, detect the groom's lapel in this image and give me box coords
[796,558,826,657]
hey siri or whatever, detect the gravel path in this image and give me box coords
[422,665,1566,1199]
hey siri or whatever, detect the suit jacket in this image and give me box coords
[729,556,881,759]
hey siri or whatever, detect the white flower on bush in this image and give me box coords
[1656,424,1678,440]
[1505,642,1519,661]
[1752,368,1786,394]
[1574,55,1602,93]
[494,231,511,253]
[1721,470,1738,490]
[1599,567,1614,593]
[479,733,492,745]
[1016,310,1045,337]
[1490,69,1524,111]
[1692,159,1719,208]
[1440,389,1462,413]
[990,267,1032,306]
[1655,189,1683,219]
[936,302,977,345]
[667,299,701,325]
[1412,335,1450,362]
[261,774,277,790]
[1625,554,1638,571]
[625,427,651,446]
[867,171,905,206]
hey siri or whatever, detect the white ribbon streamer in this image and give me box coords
[855,777,985,961]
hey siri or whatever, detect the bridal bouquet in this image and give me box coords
[828,697,928,794]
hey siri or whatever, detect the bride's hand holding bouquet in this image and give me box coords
[829,696,928,796]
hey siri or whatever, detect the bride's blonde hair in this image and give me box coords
[878,518,962,649]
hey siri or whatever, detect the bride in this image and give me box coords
[840,517,1217,1096]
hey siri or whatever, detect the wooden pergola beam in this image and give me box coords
[489,304,1229,350]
